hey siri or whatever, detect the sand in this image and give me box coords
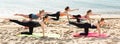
[0,16,120,44]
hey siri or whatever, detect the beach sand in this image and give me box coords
[0,16,120,44]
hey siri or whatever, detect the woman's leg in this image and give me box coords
[69,21,82,28]
[9,19,41,35]
[80,27,89,36]
[72,15,81,22]
[10,19,40,27]
[80,23,91,35]
[29,27,33,34]
[21,27,33,35]
[80,24,97,36]
[90,25,97,29]
[47,11,60,21]
[10,19,28,26]
[15,14,29,18]
[69,22,90,36]
[47,14,56,17]
[69,21,78,26]
[55,12,60,20]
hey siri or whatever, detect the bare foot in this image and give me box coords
[41,36,48,38]
[3,18,10,22]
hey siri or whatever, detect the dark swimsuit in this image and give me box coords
[29,14,39,19]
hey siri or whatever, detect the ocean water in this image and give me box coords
[0,0,120,17]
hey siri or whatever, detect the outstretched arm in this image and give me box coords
[96,24,101,35]
[90,13,101,16]
[69,9,79,12]
[40,21,45,37]
[14,14,29,18]
[44,12,53,14]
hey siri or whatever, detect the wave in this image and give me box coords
[0,0,120,16]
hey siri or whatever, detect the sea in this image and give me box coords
[0,0,120,18]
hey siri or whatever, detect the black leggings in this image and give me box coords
[72,15,81,22]
[10,19,41,35]
[69,21,97,36]
[47,11,60,21]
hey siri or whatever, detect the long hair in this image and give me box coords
[98,18,104,23]
[86,10,92,15]
[65,6,70,11]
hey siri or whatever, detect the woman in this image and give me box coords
[46,6,79,21]
[15,10,45,20]
[72,10,100,23]
[69,18,106,36]
[5,17,46,36]
[15,10,48,29]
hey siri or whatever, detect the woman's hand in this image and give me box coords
[96,23,101,36]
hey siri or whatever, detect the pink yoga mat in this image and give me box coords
[73,32,108,38]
